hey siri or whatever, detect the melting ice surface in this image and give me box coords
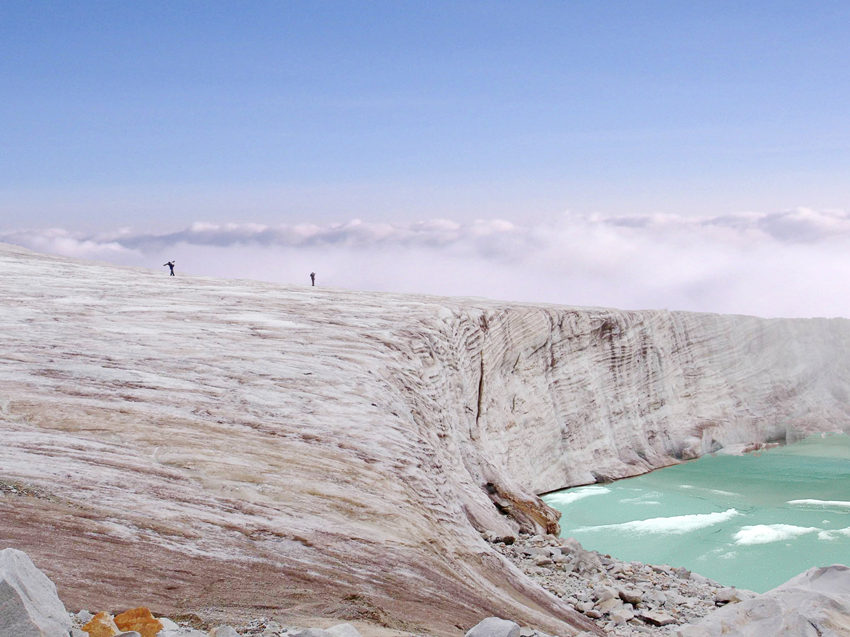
[543,434,850,592]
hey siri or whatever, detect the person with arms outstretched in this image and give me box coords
[164,261,175,276]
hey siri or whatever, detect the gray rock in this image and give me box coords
[115,632,142,637]
[595,597,623,614]
[0,548,71,637]
[325,623,363,637]
[75,609,94,624]
[681,565,850,636]
[158,617,180,630]
[713,586,753,605]
[637,610,677,626]
[209,626,242,637]
[593,585,617,602]
[618,587,643,605]
[690,573,713,586]
[644,589,668,606]
[667,591,688,606]
[71,629,88,637]
[576,552,603,574]
[465,616,521,637]
[611,608,635,625]
[557,538,583,554]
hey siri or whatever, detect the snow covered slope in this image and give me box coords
[1,243,849,635]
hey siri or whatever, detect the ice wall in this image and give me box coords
[1,243,849,635]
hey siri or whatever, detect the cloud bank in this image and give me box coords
[4,208,850,318]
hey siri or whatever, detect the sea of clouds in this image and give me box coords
[4,207,850,318]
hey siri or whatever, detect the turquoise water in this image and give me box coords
[542,434,850,592]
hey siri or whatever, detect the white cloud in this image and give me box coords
[4,208,850,318]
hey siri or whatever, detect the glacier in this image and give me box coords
[1,242,849,635]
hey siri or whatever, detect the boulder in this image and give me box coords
[0,548,72,637]
[713,586,754,605]
[679,565,850,636]
[209,627,241,637]
[618,587,643,605]
[637,610,676,626]
[465,617,521,637]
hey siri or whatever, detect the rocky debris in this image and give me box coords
[489,532,752,635]
[711,587,754,606]
[6,543,850,637]
[465,616,521,637]
[0,547,72,637]
[635,611,676,627]
[68,610,368,637]
[678,564,850,636]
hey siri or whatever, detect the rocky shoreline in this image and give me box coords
[488,532,754,635]
[4,541,747,637]
[6,537,850,637]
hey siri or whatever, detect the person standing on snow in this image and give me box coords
[164,261,175,276]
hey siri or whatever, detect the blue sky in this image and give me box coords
[2,2,850,316]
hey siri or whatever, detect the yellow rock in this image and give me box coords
[114,607,164,637]
[81,611,119,637]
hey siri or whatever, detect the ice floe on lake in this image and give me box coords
[575,508,740,535]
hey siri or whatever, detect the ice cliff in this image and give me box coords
[1,243,849,636]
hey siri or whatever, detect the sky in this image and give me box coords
[2,2,850,317]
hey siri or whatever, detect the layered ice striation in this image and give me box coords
[1,242,850,635]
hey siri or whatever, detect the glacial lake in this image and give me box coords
[542,433,850,593]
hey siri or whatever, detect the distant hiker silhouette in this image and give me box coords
[310,272,316,286]
[164,261,175,276]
